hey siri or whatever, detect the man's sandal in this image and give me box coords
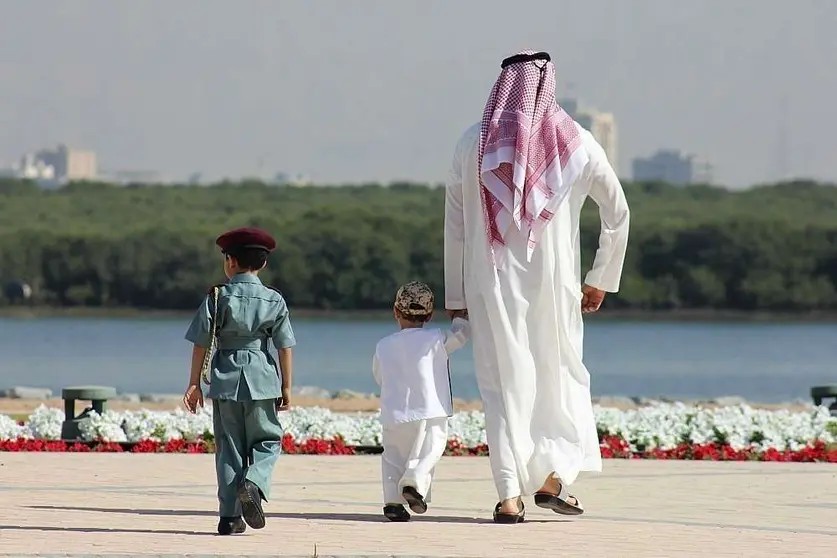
[493,499,525,524]
[383,504,411,522]
[534,482,584,516]
[401,486,428,514]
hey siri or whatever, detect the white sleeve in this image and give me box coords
[372,352,382,387]
[582,139,631,293]
[442,317,471,354]
[444,134,467,309]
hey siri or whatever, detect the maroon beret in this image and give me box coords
[215,227,276,253]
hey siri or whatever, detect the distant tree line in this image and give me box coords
[1,177,836,312]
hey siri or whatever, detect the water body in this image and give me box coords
[0,317,833,403]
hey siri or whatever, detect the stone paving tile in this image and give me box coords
[0,454,835,557]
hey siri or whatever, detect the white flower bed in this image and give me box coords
[1,403,835,452]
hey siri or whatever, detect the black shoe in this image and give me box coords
[217,516,246,535]
[383,504,411,522]
[401,486,428,515]
[493,499,525,524]
[237,479,266,529]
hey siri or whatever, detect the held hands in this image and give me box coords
[581,284,606,313]
[182,384,204,414]
[276,386,292,412]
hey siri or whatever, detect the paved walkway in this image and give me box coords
[0,454,834,557]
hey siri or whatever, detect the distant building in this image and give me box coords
[35,144,98,181]
[632,149,703,186]
[0,153,60,188]
[559,98,619,176]
[16,154,56,180]
[691,158,714,185]
[588,112,617,176]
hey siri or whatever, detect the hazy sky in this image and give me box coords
[1,0,835,188]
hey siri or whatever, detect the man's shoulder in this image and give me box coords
[573,122,604,154]
[456,123,481,149]
[449,123,480,173]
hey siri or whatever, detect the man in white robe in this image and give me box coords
[444,50,630,522]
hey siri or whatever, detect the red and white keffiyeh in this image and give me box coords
[479,50,589,267]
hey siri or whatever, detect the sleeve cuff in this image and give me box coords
[584,270,620,293]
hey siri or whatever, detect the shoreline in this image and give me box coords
[3,305,837,323]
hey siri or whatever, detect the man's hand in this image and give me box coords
[276,386,291,412]
[183,384,204,414]
[581,284,606,313]
[445,309,468,320]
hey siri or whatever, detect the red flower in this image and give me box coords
[281,434,297,454]
[186,442,208,454]
[94,442,125,453]
[131,440,160,453]
[163,439,187,453]
[0,434,832,461]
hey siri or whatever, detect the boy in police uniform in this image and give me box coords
[183,227,295,536]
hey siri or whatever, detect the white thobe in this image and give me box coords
[373,319,471,504]
[444,123,630,500]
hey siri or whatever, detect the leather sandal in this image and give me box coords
[493,498,525,524]
[534,481,584,516]
[401,486,428,515]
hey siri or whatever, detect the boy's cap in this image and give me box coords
[216,227,276,253]
[394,281,434,317]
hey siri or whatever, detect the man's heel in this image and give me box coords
[492,499,525,524]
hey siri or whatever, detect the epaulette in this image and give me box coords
[206,284,225,295]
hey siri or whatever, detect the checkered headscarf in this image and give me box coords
[479,49,590,267]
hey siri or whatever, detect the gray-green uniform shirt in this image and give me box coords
[185,273,296,401]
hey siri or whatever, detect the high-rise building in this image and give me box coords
[589,112,618,177]
[559,98,619,176]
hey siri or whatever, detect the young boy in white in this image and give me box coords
[372,281,470,522]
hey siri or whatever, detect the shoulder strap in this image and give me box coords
[200,286,222,385]
[207,283,224,295]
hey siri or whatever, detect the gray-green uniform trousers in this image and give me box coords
[185,273,296,517]
[212,398,284,516]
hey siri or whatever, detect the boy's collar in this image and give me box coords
[228,273,262,284]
